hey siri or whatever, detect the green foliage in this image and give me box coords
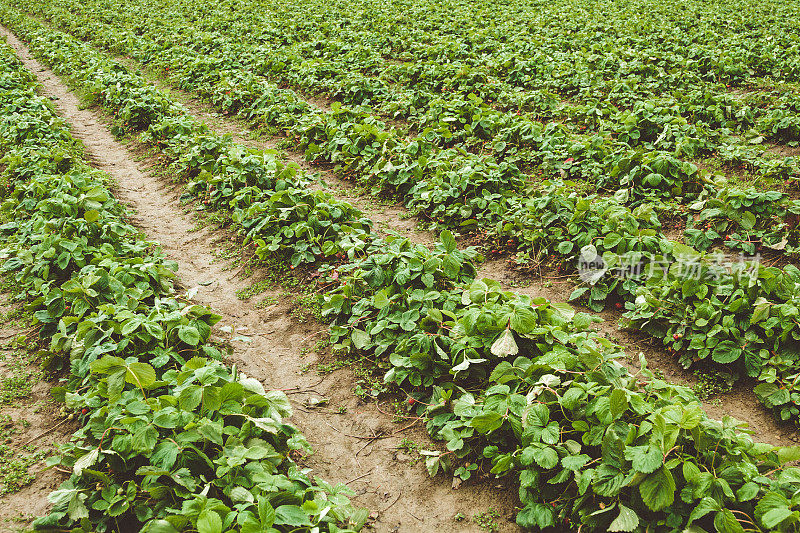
[685,187,800,255]
[8,3,800,532]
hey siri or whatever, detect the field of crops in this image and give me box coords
[2,0,800,530]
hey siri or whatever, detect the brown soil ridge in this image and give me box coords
[0,26,520,533]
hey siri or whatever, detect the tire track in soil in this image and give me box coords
[0,27,521,533]
[103,43,800,448]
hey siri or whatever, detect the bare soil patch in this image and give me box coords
[0,292,72,532]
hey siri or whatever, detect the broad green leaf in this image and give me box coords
[470,412,503,434]
[73,448,99,477]
[196,510,223,533]
[274,505,312,527]
[126,362,156,390]
[761,508,795,529]
[516,503,554,529]
[351,329,370,350]
[178,325,201,346]
[608,503,639,532]
[711,340,742,364]
[550,302,575,321]
[609,389,628,420]
[373,290,390,309]
[440,229,457,253]
[258,497,276,527]
[532,446,558,469]
[624,445,662,474]
[714,509,745,533]
[639,466,675,511]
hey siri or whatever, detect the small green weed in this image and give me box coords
[473,507,501,532]
[692,370,734,400]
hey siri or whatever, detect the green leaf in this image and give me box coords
[510,307,537,333]
[776,446,800,464]
[639,466,675,511]
[73,448,99,477]
[755,382,791,408]
[609,389,628,420]
[471,412,503,434]
[196,510,223,533]
[550,302,575,321]
[750,299,771,324]
[66,491,89,521]
[84,209,100,222]
[516,503,554,529]
[230,486,255,503]
[274,505,312,527]
[440,230,457,253]
[761,508,795,529]
[132,425,158,452]
[532,446,558,469]
[608,503,639,532]
[258,497,276,527]
[198,419,223,445]
[569,287,589,301]
[562,454,589,471]
[351,329,370,350]
[688,497,721,524]
[736,481,760,502]
[373,290,390,309]
[712,340,742,364]
[714,509,745,533]
[178,325,201,346]
[126,362,156,390]
[740,211,756,230]
[624,445,662,474]
[557,241,574,254]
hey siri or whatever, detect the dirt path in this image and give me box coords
[0,27,521,532]
[0,291,73,532]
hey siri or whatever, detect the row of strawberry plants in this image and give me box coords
[0,39,368,532]
[11,12,800,532]
[29,0,800,187]
[15,2,800,431]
